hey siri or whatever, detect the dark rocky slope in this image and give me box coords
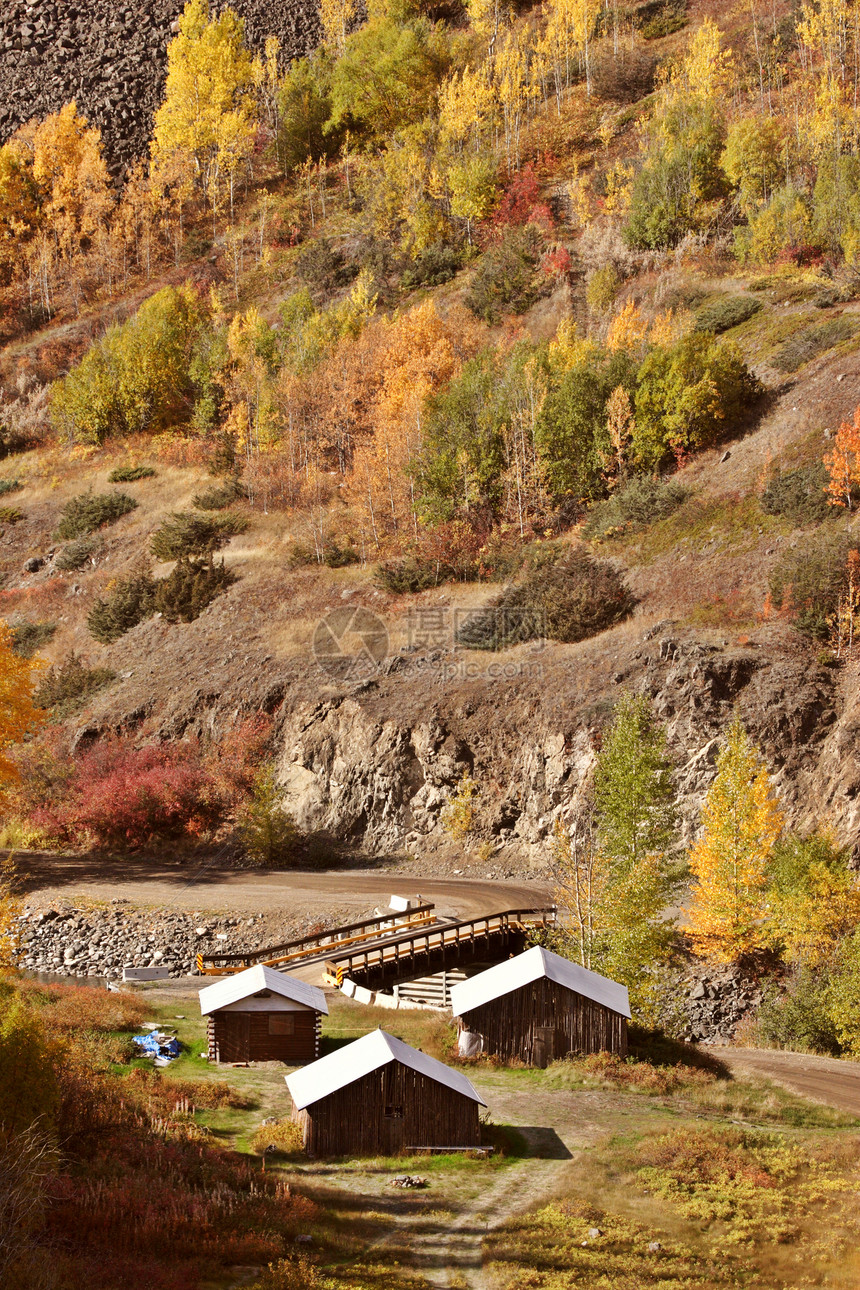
[0,0,322,172]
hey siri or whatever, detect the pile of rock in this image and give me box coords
[14,903,268,979]
[0,0,323,173]
[682,963,764,1046]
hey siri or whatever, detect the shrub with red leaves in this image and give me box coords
[492,164,555,233]
[40,738,223,849]
[774,243,825,268]
[541,245,572,277]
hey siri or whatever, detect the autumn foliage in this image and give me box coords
[0,621,43,787]
[0,977,319,1290]
[687,719,784,963]
[824,405,860,511]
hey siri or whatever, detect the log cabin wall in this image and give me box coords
[459,977,627,1064]
[208,1007,320,1063]
[292,1061,482,1156]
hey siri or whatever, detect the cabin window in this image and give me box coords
[268,1014,295,1036]
[384,1104,404,1119]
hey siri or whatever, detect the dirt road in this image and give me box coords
[721,1047,860,1118]
[15,850,551,921]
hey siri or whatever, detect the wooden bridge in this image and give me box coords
[323,907,557,993]
[195,903,437,976]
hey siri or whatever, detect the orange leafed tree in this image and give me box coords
[824,406,860,511]
[686,718,784,963]
[0,622,44,787]
[349,301,481,547]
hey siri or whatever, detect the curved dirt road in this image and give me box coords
[15,850,551,921]
[720,1047,860,1118]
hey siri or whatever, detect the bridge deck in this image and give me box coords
[196,903,436,976]
[324,907,556,993]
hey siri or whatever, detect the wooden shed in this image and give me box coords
[199,964,327,1064]
[450,945,631,1067]
[286,1029,486,1157]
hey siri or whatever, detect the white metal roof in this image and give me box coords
[199,964,328,1016]
[449,946,631,1020]
[286,1028,486,1111]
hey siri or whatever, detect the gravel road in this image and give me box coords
[15,851,551,922]
[721,1047,860,1118]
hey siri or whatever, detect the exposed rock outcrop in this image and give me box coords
[267,623,847,857]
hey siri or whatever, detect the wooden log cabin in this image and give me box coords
[449,945,631,1067]
[199,964,327,1064]
[286,1029,486,1156]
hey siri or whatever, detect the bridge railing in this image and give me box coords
[196,902,437,976]
[323,906,556,987]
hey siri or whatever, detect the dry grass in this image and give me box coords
[17,978,149,1032]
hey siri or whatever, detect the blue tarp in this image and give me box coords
[133,1033,182,1062]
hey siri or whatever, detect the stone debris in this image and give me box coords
[12,905,350,981]
[682,962,764,1045]
[389,1175,428,1189]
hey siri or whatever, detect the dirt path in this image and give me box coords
[15,850,550,921]
[307,1083,625,1290]
[721,1047,860,1118]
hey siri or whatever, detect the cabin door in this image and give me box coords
[533,1026,559,1069]
[238,1013,251,1061]
[382,1062,406,1154]
[222,1012,251,1062]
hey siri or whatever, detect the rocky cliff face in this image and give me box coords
[264,620,854,860]
[0,0,321,173]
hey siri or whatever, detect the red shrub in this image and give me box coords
[41,738,223,849]
[541,245,572,277]
[774,243,825,268]
[492,164,556,233]
[206,714,273,806]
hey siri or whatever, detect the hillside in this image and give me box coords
[0,4,859,886]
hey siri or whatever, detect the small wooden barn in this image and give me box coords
[286,1028,486,1156]
[449,945,631,1067]
[199,964,327,1064]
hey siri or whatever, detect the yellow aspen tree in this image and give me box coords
[605,299,648,354]
[152,0,258,226]
[465,0,512,45]
[0,143,40,260]
[319,0,357,56]
[765,833,860,967]
[603,385,634,488]
[224,306,280,458]
[670,18,733,102]
[496,26,530,171]
[648,307,689,348]
[19,102,112,313]
[687,718,784,963]
[548,317,599,371]
[438,66,497,158]
[539,0,601,109]
[0,623,43,788]
[349,301,465,543]
[30,103,112,257]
